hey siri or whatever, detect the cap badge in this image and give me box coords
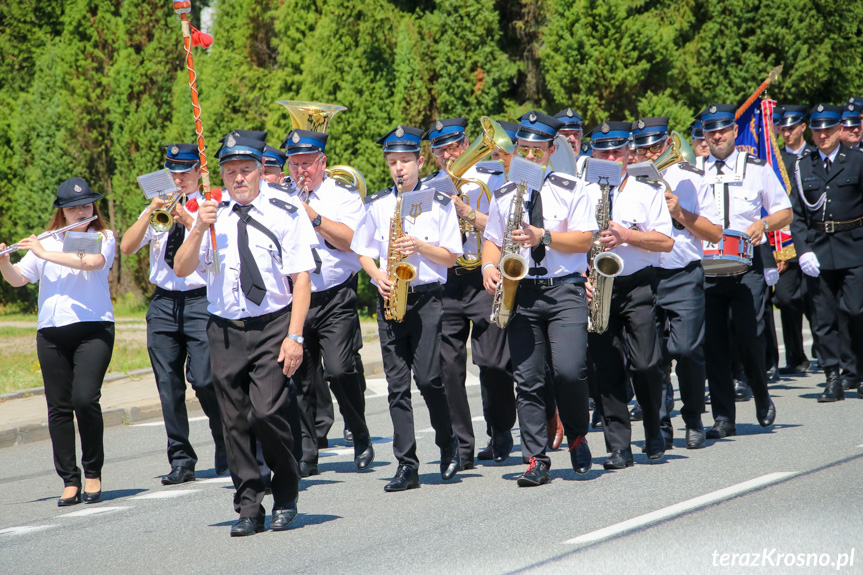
[851,97,856,104]
[435,120,443,131]
[292,132,301,144]
[170,145,180,155]
[226,135,237,148]
[529,112,537,123]
[395,126,405,138]
[850,105,856,112]
[817,104,824,112]
[566,109,573,118]
[73,184,83,193]
[709,105,717,114]
[637,119,645,130]
[601,122,610,134]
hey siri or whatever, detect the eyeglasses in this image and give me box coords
[432,143,462,158]
[517,146,548,159]
[288,155,322,171]
[636,142,665,156]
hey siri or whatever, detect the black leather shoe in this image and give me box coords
[461,455,475,471]
[818,369,845,403]
[755,396,776,427]
[647,449,665,462]
[705,420,736,439]
[516,457,550,486]
[493,431,514,463]
[591,409,604,430]
[477,439,494,461]
[343,427,354,444]
[603,449,634,470]
[317,437,329,450]
[734,380,752,402]
[440,439,461,481]
[628,403,643,421]
[779,359,811,375]
[569,436,592,475]
[858,381,863,398]
[384,465,419,492]
[298,461,319,478]
[270,505,298,531]
[215,447,229,476]
[841,375,857,391]
[685,425,706,449]
[588,397,595,411]
[766,365,779,383]
[230,515,265,537]
[162,466,195,485]
[82,490,102,504]
[354,443,375,470]
[57,489,81,507]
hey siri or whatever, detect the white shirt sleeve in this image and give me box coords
[280,213,316,276]
[695,177,721,225]
[761,166,792,215]
[648,188,674,237]
[350,205,382,260]
[15,251,40,284]
[567,187,599,233]
[336,191,366,228]
[131,208,153,254]
[484,195,505,246]
[98,230,117,271]
[438,201,464,257]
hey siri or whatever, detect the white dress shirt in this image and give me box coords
[583,175,673,276]
[485,171,597,277]
[658,163,721,270]
[17,228,115,329]
[351,184,463,286]
[131,191,207,291]
[199,186,317,319]
[706,148,791,233]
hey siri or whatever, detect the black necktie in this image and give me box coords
[715,161,730,229]
[529,189,546,266]
[163,223,185,269]
[824,158,832,175]
[233,204,267,306]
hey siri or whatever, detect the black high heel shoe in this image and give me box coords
[58,488,81,507]
[82,479,102,504]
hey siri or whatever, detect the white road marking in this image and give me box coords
[59,506,129,518]
[129,490,200,500]
[365,373,481,399]
[563,472,797,546]
[320,437,393,457]
[0,525,58,536]
[132,416,208,428]
[198,477,234,484]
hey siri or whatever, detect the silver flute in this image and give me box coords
[0,216,98,257]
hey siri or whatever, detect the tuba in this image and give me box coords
[276,100,367,197]
[489,183,529,328]
[651,130,696,230]
[587,182,624,334]
[383,178,417,322]
[149,192,186,233]
[445,116,514,270]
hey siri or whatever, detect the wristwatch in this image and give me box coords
[541,229,552,246]
[287,333,305,346]
[312,214,322,228]
[466,209,477,222]
[762,219,769,233]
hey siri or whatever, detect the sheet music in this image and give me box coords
[62,232,102,255]
[627,161,662,181]
[137,169,180,199]
[424,174,458,197]
[400,189,434,222]
[508,156,546,191]
[584,158,623,186]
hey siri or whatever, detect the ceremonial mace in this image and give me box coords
[173,0,219,271]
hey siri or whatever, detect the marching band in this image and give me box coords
[3,87,863,535]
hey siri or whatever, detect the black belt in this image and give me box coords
[449,265,480,276]
[309,276,356,307]
[520,273,585,288]
[154,286,207,299]
[813,217,863,233]
[407,282,442,294]
[210,304,291,329]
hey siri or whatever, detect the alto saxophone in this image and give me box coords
[587,182,624,334]
[489,183,529,328]
[383,177,417,322]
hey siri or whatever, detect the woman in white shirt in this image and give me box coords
[0,178,115,507]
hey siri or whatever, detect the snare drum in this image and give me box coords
[702,230,753,277]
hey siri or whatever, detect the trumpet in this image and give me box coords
[1,216,99,257]
[149,193,186,232]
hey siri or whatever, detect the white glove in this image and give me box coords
[763,268,780,287]
[799,252,821,277]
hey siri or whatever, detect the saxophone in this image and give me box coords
[489,183,529,328]
[587,182,624,334]
[383,177,417,322]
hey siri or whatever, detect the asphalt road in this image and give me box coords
[0,363,860,574]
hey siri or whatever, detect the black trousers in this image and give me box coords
[772,261,809,366]
[294,281,370,464]
[590,269,664,454]
[655,262,706,431]
[146,290,224,471]
[377,287,455,470]
[36,321,114,487]
[705,267,770,424]
[805,266,863,371]
[207,308,299,518]
[508,282,590,467]
[441,269,515,461]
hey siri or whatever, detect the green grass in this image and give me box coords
[0,326,32,336]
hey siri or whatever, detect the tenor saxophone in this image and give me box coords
[587,182,624,334]
[383,177,417,322]
[489,183,529,328]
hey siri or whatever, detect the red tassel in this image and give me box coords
[190,26,213,49]
[185,188,222,213]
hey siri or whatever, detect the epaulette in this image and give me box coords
[476,166,503,176]
[420,170,441,183]
[364,188,390,205]
[678,162,704,176]
[333,179,359,193]
[269,197,298,214]
[547,173,577,190]
[433,191,452,206]
[494,182,517,199]
[746,156,766,166]
[269,182,295,195]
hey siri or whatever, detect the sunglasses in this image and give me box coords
[516,146,549,159]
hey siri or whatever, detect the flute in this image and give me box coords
[0,216,98,257]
